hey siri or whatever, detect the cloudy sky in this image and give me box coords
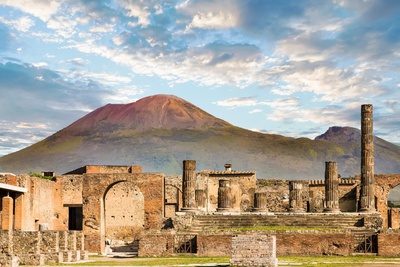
[0,0,399,156]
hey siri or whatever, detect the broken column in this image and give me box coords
[217,179,231,212]
[253,193,268,212]
[289,181,305,212]
[182,160,197,211]
[359,104,376,212]
[324,161,340,213]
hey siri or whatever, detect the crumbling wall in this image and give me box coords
[377,232,400,256]
[82,172,164,253]
[256,179,289,212]
[164,175,181,217]
[230,234,277,267]
[203,171,256,212]
[0,230,87,266]
[138,232,174,256]
[375,174,400,229]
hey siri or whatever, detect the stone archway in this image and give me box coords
[104,181,144,246]
[82,173,164,254]
[375,174,400,229]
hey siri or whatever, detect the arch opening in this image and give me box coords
[104,181,144,248]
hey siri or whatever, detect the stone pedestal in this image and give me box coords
[324,161,340,213]
[217,180,231,212]
[253,193,268,212]
[182,160,197,211]
[360,104,376,212]
[289,181,305,212]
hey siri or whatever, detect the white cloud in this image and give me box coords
[215,97,258,107]
[90,24,114,33]
[249,109,262,114]
[0,16,34,32]
[32,62,48,68]
[116,1,150,27]
[186,11,238,31]
[47,15,78,38]
[0,0,62,21]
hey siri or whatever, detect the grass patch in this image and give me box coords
[54,255,400,267]
[56,255,230,266]
[204,226,342,231]
[279,255,400,267]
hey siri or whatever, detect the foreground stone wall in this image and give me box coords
[138,232,174,256]
[197,234,232,256]
[230,234,277,267]
[0,230,87,266]
[377,232,400,256]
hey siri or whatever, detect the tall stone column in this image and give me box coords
[217,180,231,212]
[359,104,376,212]
[182,160,197,211]
[324,161,340,213]
[289,181,305,212]
[253,192,268,212]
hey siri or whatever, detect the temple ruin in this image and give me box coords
[1,104,400,265]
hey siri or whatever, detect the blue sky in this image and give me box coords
[0,0,400,156]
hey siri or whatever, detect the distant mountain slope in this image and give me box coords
[1,95,400,179]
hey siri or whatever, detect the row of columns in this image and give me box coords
[181,104,376,213]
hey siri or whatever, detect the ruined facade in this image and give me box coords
[2,104,400,264]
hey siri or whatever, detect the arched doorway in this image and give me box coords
[387,184,400,229]
[104,181,144,252]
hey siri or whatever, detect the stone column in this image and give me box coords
[217,180,231,212]
[289,181,305,212]
[253,193,268,212]
[2,196,14,230]
[324,161,340,213]
[182,160,197,211]
[360,104,376,212]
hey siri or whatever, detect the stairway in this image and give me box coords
[190,213,369,231]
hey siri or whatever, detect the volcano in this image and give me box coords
[1,94,400,179]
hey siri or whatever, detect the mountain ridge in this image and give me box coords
[1,94,400,179]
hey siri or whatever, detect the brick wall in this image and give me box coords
[197,234,232,256]
[230,234,277,267]
[138,232,174,256]
[377,232,400,256]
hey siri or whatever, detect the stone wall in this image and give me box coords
[165,175,182,217]
[256,179,290,212]
[82,172,164,253]
[375,174,400,228]
[201,170,256,212]
[0,230,87,266]
[197,234,232,256]
[230,234,277,267]
[138,232,174,256]
[377,232,400,256]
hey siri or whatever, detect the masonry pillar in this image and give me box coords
[324,161,340,213]
[14,193,25,230]
[253,193,268,212]
[195,189,206,210]
[217,180,231,212]
[359,104,376,212]
[2,195,14,230]
[289,181,305,212]
[182,160,197,211]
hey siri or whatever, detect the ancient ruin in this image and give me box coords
[1,104,400,266]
